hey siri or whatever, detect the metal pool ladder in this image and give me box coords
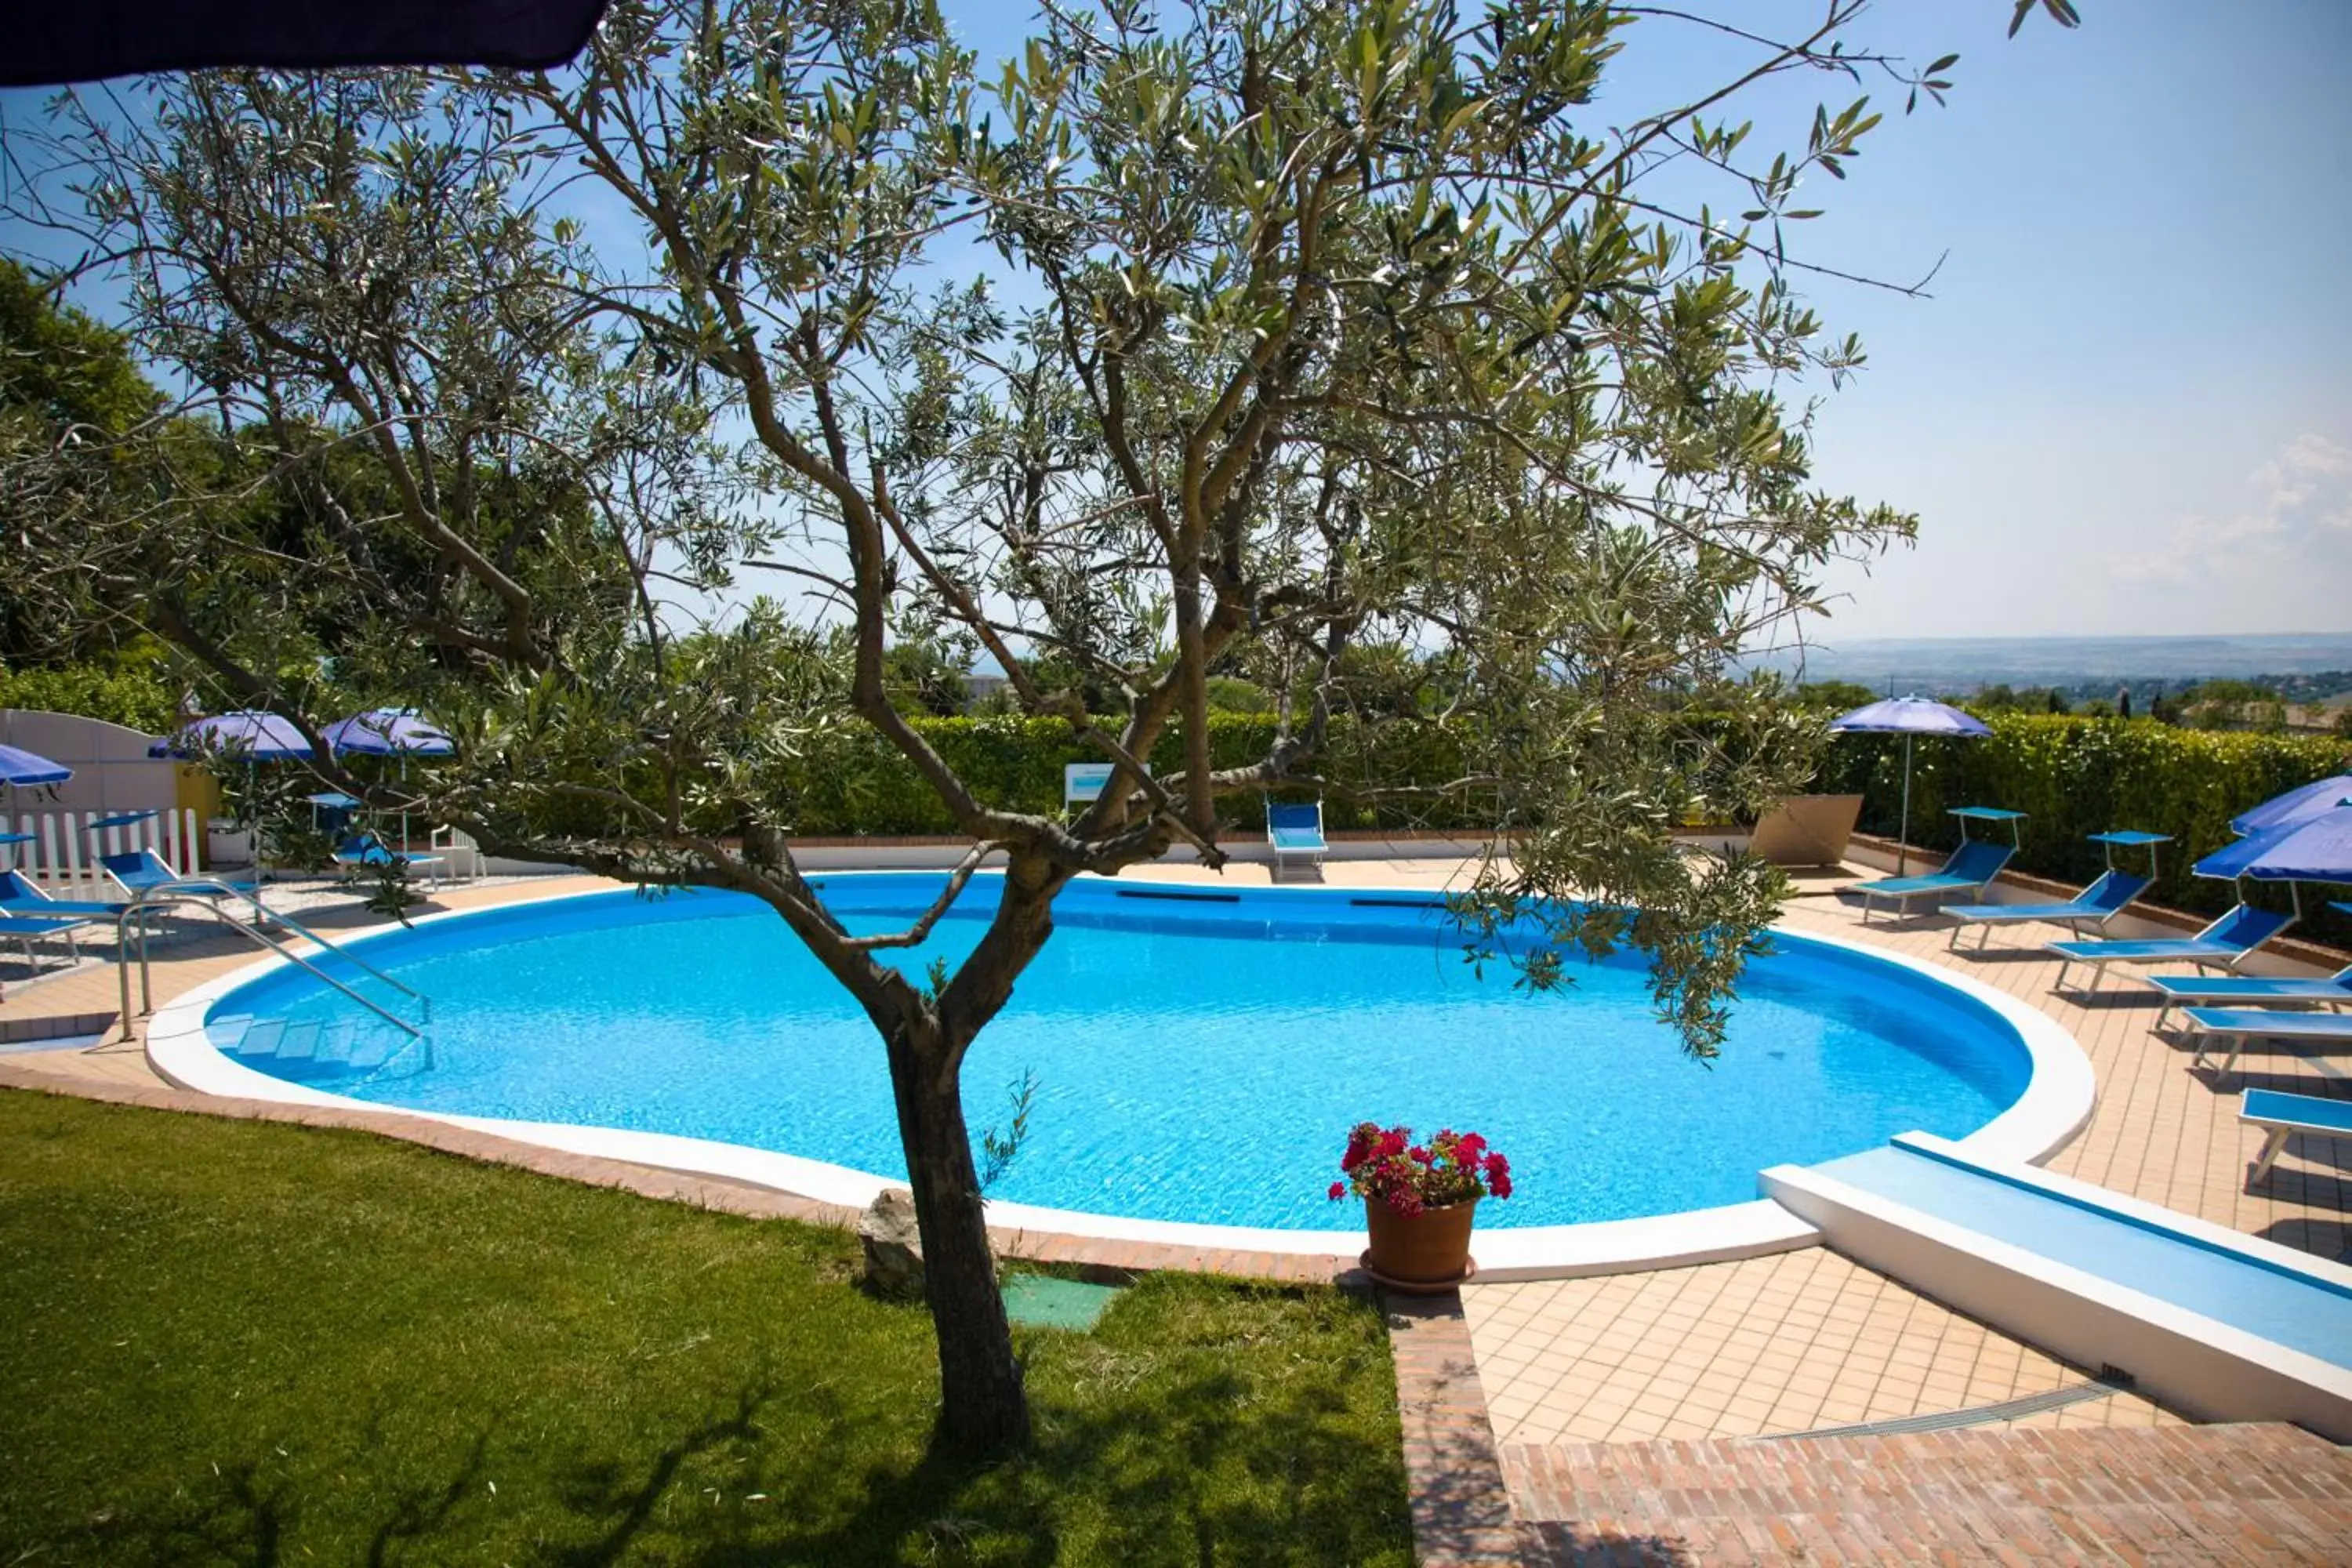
[111,880,430,1047]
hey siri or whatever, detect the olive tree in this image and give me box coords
[4,0,2074,1453]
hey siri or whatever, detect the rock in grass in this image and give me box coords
[858,1188,927,1298]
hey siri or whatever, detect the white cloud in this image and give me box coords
[2125,430,2352,585]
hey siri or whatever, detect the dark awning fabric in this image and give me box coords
[0,1,610,86]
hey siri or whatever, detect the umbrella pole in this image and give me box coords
[1896,735,1915,876]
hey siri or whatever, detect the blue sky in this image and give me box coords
[6,1,2347,646]
[1576,0,2352,643]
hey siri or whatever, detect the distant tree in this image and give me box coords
[881,637,974,718]
[2180,679,2285,732]
[2332,707,2352,741]
[1795,681,1880,712]
[2116,686,2132,720]
[2044,688,2070,715]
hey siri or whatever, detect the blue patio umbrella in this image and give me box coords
[321,708,455,757]
[1828,696,1993,874]
[325,708,453,848]
[0,743,72,787]
[0,742,72,871]
[2230,775,2352,837]
[150,712,314,876]
[2193,805,2352,891]
[148,710,314,760]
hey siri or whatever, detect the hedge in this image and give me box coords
[777,713,1476,836]
[0,660,177,734]
[1820,714,2349,944]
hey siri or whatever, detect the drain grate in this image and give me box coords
[1757,1375,2132,1441]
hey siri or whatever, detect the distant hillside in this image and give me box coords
[1746,633,2352,694]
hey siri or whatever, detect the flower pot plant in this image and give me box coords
[1330,1123,1512,1290]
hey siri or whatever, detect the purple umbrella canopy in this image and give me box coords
[3,1,608,86]
[2229,774,2352,838]
[1825,696,1993,739]
[148,711,314,760]
[0,743,72,787]
[1826,695,1994,874]
[2194,805,2352,885]
[323,708,456,757]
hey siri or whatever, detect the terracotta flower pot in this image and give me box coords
[1363,1195,1479,1286]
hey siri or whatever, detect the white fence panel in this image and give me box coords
[0,807,198,886]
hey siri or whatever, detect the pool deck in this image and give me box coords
[4,856,2350,1565]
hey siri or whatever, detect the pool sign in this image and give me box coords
[1064,762,1116,805]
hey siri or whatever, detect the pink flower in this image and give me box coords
[1328,1181,1347,1200]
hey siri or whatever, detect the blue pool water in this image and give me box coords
[211,876,2031,1230]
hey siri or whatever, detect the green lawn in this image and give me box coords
[0,1092,1412,1566]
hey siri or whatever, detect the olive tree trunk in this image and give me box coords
[884,1013,1030,1452]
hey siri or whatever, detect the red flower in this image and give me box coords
[1329,1123,1515,1210]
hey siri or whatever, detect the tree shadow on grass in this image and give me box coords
[85,1460,292,1567]
[365,1432,490,1568]
[759,1307,1414,1567]
[539,1378,790,1568]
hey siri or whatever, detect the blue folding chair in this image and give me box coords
[1266,801,1327,881]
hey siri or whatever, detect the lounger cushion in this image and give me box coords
[2241,1088,2352,1137]
[2187,1007,2352,1040]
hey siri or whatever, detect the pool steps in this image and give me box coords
[1763,1134,2352,1441]
[207,1012,433,1081]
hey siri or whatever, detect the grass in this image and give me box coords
[0,1092,1414,1566]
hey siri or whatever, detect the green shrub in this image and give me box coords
[775,714,1475,836]
[0,657,176,733]
[1820,713,2349,942]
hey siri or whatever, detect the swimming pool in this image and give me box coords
[175,874,2064,1242]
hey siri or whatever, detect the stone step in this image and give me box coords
[274,1020,321,1062]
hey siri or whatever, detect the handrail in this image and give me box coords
[230,895,422,1001]
[121,877,417,1002]
[111,887,426,1046]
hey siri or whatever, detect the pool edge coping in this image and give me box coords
[142,874,2096,1281]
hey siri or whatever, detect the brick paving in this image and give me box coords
[1504,1423,2352,1566]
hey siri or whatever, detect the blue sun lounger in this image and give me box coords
[1944,826,2165,951]
[2190,1007,2352,1080]
[2147,963,2352,1032]
[1266,801,1327,881]
[0,868,131,920]
[1944,869,2153,952]
[2047,903,2296,996]
[1853,837,2016,924]
[333,832,445,884]
[2241,1088,2352,1185]
[98,849,274,925]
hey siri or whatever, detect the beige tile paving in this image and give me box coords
[1468,873,2352,1446]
